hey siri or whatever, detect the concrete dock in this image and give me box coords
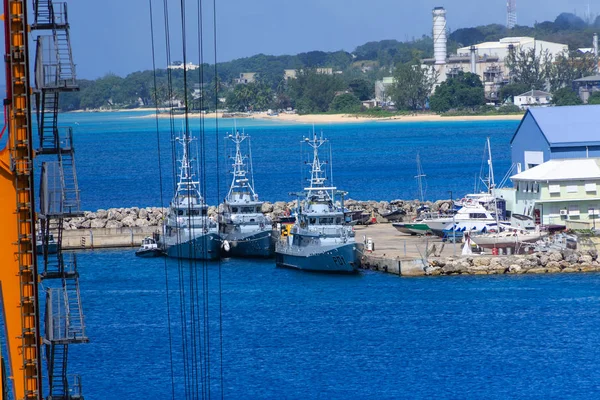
[355,223,600,276]
[355,224,457,276]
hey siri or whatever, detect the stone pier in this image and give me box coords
[356,224,600,276]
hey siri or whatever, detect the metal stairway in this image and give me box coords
[46,343,68,399]
[38,90,59,153]
[39,216,63,278]
[58,131,81,215]
[32,0,87,398]
[54,28,76,87]
[63,268,86,342]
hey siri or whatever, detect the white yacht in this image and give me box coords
[425,204,498,236]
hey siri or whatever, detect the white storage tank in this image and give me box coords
[432,7,447,65]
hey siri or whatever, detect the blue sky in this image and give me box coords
[35,0,600,79]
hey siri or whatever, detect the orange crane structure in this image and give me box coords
[0,0,87,398]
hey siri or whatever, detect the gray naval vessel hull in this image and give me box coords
[223,229,273,258]
[275,242,357,273]
[162,232,221,260]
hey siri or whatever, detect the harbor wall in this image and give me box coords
[62,226,158,249]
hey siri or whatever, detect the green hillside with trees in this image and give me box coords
[60,11,600,114]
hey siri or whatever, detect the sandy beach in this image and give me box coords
[133,110,524,123]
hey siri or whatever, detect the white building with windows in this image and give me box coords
[514,89,552,109]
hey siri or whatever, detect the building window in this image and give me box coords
[548,184,560,194]
[569,205,580,217]
[585,183,597,193]
[566,184,577,193]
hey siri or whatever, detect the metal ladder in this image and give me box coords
[33,0,54,27]
[58,131,81,215]
[38,90,59,153]
[63,270,86,342]
[39,217,64,278]
[47,343,68,399]
[54,28,76,87]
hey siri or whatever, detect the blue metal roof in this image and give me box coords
[511,105,600,147]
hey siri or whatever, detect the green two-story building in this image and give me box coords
[508,158,600,228]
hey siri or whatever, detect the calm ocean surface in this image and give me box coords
[59,111,516,209]
[39,113,600,398]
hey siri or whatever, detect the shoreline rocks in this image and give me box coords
[424,249,600,276]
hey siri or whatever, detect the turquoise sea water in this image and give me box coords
[59,111,517,209]
[32,113,600,398]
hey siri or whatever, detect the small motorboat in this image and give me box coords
[381,208,406,222]
[135,237,163,258]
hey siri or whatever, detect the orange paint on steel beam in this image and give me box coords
[0,0,41,399]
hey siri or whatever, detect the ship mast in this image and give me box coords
[415,152,426,203]
[303,131,335,200]
[226,131,257,202]
[487,137,500,226]
[174,132,202,204]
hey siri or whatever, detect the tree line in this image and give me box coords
[60,11,599,113]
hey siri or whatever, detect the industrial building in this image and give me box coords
[573,74,600,103]
[510,105,600,173]
[509,158,600,229]
[422,7,568,102]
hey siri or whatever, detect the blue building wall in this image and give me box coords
[551,145,600,159]
[510,113,550,170]
[511,112,600,170]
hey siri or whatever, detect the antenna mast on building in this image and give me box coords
[507,0,517,29]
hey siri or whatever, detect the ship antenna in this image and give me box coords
[248,130,256,196]
[329,140,334,198]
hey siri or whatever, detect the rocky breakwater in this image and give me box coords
[64,198,451,231]
[62,207,168,230]
[261,198,449,223]
[425,249,600,276]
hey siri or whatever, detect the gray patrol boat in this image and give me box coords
[158,132,220,260]
[275,132,357,273]
[219,130,273,257]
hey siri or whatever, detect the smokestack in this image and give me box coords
[470,46,477,74]
[433,7,447,65]
[594,33,598,74]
